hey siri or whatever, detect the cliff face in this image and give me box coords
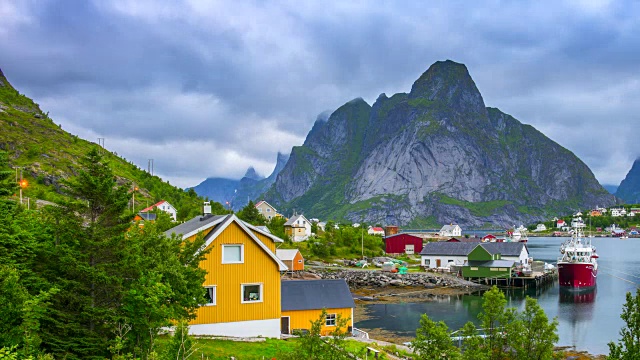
[616,159,640,203]
[265,60,616,227]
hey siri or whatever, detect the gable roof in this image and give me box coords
[276,249,301,261]
[255,200,276,210]
[440,224,460,232]
[164,214,228,239]
[480,242,528,256]
[420,242,479,256]
[281,280,355,311]
[141,200,171,213]
[201,214,288,271]
[285,214,309,226]
[384,233,422,241]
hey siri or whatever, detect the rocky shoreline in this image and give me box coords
[307,268,488,291]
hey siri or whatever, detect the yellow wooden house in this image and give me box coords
[165,208,287,337]
[280,279,355,336]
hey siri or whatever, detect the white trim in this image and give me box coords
[189,318,280,338]
[326,313,337,327]
[222,244,244,264]
[201,215,288,271]
[241,283,264,303]
[202,285,217,306]
[243,222,285,243]
[180,216,228,240]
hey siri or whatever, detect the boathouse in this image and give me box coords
[384,233,423,254]
[461,245,515,278]
[276,249,305,271]
[281,279,355,336]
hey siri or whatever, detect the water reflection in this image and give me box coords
[557,287,596,349]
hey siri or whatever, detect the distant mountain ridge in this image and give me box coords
[616,158,640,203]
[263,60,616,227]
[191,152,289,210]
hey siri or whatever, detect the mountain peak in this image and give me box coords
[243,166,263,181]
[616,158,640,202]
[409,60,485,113]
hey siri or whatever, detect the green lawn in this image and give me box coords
[154,337,398,359]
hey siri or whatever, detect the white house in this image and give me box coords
[611,208,624,217]
[535,224,547,232]
[420,242,530,269]
[439,224,462,237]
[368,226,385,236]
[284,214,312,242]
[556,219,566,229]
[420,242,476,269]
[352,223,361,228]
[141,200,177,221]
[255,200,279,220]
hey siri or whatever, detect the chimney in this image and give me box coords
[203,201,211,215]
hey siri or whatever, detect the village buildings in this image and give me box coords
[141,200,177,221]
[439,224,462,237]
[284,214,312,241]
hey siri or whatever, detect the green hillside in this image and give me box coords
[0,68,219,219]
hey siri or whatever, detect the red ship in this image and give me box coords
[557,215,598,288]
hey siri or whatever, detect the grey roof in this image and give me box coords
[420,242,479,256]
[276,249,300,261]
[164,214,228,238]
[285,214,308,226]
[384,233,422,240]
[281,280,355,311]
[440,224,460,232]
[467,260,516,268]
[137,212,157,221]
[480,242,527,256]
[256,226,271,234]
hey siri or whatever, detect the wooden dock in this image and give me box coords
[466,269,557,289]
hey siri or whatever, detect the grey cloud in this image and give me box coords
[2,0,640,188]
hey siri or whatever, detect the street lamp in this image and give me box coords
[131,184,139,212]
[19,178,28,205]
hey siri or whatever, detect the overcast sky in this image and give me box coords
[1,0,639,188]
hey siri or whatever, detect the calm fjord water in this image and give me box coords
[355,237,640,355]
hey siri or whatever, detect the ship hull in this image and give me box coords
[557,262,597,288]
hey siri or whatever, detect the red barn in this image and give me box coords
[384,234,423,255]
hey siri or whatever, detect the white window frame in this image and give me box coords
[222,244,244,264]
[241,283,263,304]
[326,313,337,326]
[202,285,217,306]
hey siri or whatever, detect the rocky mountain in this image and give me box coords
[264,60,616,227]
[191,152,289,210]
[603,184,618,195]
[0,67,212,220]
[616,159,640,203]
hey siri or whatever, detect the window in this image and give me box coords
[424,259,430,266]
[242,284,263,303]
[326,313,336,326]
[297,259,303,263]
[490,268,499,271]
[267,208,271,212]
[222,245,243,264]
[470,267,478,270]
[499,268,508,271]
[202,286,216,306]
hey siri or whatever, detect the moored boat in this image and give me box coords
[557,215,598,288]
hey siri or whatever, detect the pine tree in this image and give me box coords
[236,200,266,225]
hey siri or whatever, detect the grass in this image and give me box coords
[154,337,398,360]
[156,337,300,360]
[437,193,512,217]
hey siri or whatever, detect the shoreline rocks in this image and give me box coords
[308,268,488,290]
